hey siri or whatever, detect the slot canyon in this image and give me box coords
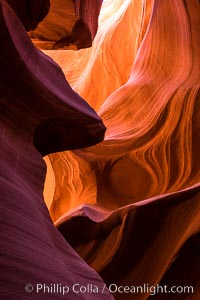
[0,0,200,299]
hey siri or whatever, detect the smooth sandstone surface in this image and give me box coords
[1,0,200,299]
[0,0,112,299]
[43,0,200,299]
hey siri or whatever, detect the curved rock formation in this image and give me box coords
[0,0,112,299]
[43,0,200,299]
[1,0,200,299]
[33,0,103,49]
[56,185,200,299]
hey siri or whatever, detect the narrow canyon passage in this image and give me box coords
[1,0,200,299]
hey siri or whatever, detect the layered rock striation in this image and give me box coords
[1,0,200,299]
[44,0,200,299]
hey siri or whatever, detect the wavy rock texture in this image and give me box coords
[43,0,200,299]
[0,0,112,299]
[1,0,200,299]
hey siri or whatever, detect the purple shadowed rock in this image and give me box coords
[0,1,112,299]
[5,0,50,30]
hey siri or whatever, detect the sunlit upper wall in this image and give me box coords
[99,0,131,24]
[44,0,147,110]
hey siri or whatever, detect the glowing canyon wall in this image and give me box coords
[1,0,200,299]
